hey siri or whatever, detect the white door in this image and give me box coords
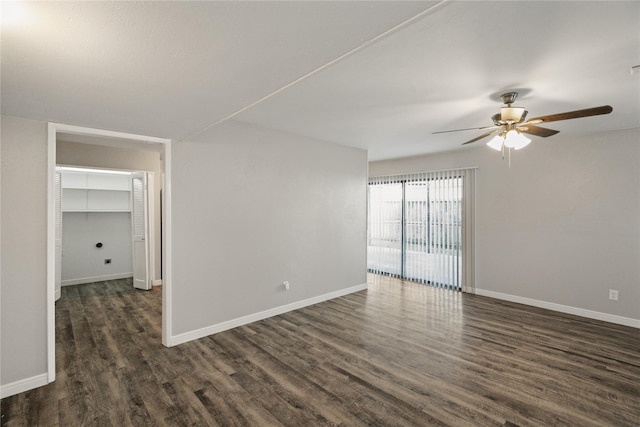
[131,172,151,290]
[55,170,62,300]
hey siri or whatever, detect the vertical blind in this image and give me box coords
[368,168,476,292]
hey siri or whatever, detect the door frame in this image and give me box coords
[47,122,173,383]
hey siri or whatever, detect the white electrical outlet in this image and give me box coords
[283,281,290,291]
[609,289,619,301]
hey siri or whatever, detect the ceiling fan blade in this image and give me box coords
[433,125,498,134]
[518,125,560,138]
[462,129,500,145]
[527,105,612,125]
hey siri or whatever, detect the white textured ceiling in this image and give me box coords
[2,1,639,161]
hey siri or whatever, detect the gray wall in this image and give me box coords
[57,141,162,281]
[0,115,368,391]
[1,116,48,386]
[369,127,640,320]
[171,120,368,335]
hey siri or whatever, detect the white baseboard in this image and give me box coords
[169,283,368,346]
[0,373,48,399]
[62,273,133,286]
[475,289,640,328]
[153,279,162,286]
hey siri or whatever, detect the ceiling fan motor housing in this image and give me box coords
[498,92,526,123]
[500,107,526,123]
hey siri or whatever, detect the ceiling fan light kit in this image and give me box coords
[487,128,531,151]
[433,91,613,160]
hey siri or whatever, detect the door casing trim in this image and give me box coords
[47,122,173,383]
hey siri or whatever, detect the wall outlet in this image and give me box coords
[282,281,290,291]
[609,289,619,301]
[104,259,112,265]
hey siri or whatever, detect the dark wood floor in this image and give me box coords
[2,275,639,426]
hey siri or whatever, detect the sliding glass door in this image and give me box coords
[368,170,473,291]
[367,181,403,276]
[404,175,462,288]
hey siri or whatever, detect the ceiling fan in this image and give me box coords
[433,92,613,151]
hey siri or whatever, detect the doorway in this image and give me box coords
[55,166,154,298]
[46,123,173,383]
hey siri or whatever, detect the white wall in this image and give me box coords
[1,116,48,387]
[57,141,162,281]
[61,212,133,285]
[370,128,640,323]
[171,120,368,337]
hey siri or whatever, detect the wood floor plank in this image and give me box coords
[2,275,639,426]
[161,379,221,426]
